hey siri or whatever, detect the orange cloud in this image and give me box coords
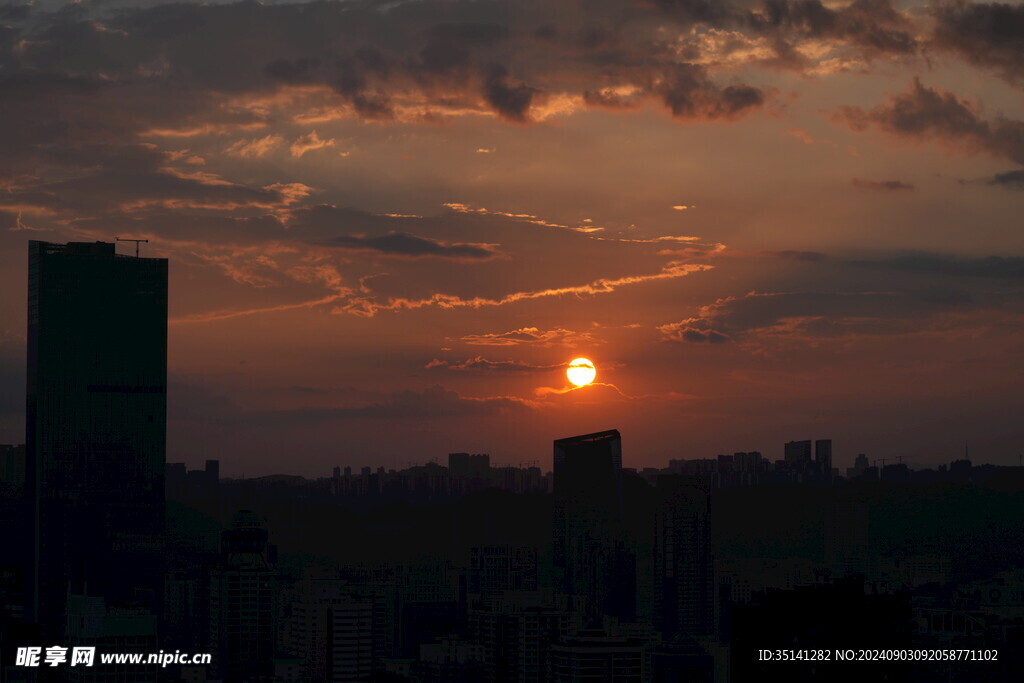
[290,131,336,158]
[226,134,284,158]
[458,327,599,347]
[335,261,712,317]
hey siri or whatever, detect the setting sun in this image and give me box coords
[566,358,597,387]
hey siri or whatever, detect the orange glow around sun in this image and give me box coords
[566,358,597,387]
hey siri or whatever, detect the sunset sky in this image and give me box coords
[1,0,1023,475]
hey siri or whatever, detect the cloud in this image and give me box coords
[747,0,917,57]
[483,64,539,122]
[851,177,914,191]
[766,250,827,261]
[445,203,710,243]
[0,3,30,21]
[323,232,502,261]
[173,292,351,325]
[931,1,1024,84]
[226,135,284,158]
[658,319,730,343]
[458,327,600,347]
[443,202,583,231]
[650,0,919,61]
[986,169,1024,190]
[704,290,924,325]
[655,64,765,120]
[681,285,986,346]
[851,253,1024,280]
[532,380,691,405]
[290,131,336,158]
[787,127,814,144]
[0,0,778,167]
[832,79,1024,165]
[336,261,712,317]
[0,144,313,215]
[82,198,715,326]
[582,86,645,111]
[425,357,561,372]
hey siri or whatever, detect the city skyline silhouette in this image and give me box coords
[2,1,1024,680]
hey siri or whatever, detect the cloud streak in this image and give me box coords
[426,357,562,373]
[852,178,914,191]
[457,327,600,347]
[323,232,503,261]
[658,319,731,343]
[335,261,712,317]
[986,169,1024,190]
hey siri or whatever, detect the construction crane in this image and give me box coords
[116,237,149,257]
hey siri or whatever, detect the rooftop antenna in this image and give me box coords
[115,237,149,257]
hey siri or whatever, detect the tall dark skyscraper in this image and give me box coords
[209,510,278,682]
[26,240,168,630]
[652,475,714,640]
[815,439,833,479]
[552,429,635,620]
[784,440,812,464]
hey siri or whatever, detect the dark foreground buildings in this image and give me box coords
[553,429,636,621]
[653,476,714,640]
[25,240,168,632]
[6,240,1022,681]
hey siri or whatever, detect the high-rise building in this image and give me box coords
[824,499,870,577]
[847,453,869,479]
[783,440,812,463]
[64,593,159,683]
[552,430,635,620]
[283,577,397,682]
[815,439,833,479]
[26,240,168,631]
[549,629,644,683]
[469,592,584,683]
[652,476,715,640]
[467,544,538,596]
[448,452,491,495]
[448,452,490,478]
[209,510,279,682]
[648,633,714,683]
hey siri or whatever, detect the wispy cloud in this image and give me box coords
[323,232,503,261]
[985,169,1024,190]
[290,131,336,158]
[226,134,284,158]
[852,178,914,191]
[658,318,731,344]
[425,357,562,372]
[457,327,600,347]
[336,261,712,317]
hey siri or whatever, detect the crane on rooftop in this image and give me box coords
[116,237,149,257]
